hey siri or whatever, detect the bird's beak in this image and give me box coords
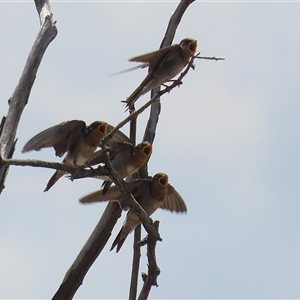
[159,174,168,186]
[143,144,153,155]
[189,40,197,53]
[98,122,107,134]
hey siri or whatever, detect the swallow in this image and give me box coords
[79,173,187,252]
[88,141,153,194]
[125,38,197,109]
[22,120,130,192]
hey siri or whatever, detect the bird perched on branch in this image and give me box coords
[125,38,197,109]
[79,173,187,252]
[88,141,153,195]
[22,120,130,192]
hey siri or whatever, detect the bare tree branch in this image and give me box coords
[2,48,203,298]
[0,156,110,179]
[195,55,225,61]
[35,0,53,25]
[0,0,57,194]
[52,202,122,300]
[101,144,162,241]
[52,139,162,298]
[132,1,196,298]
[138,221,161,300]
[144,0,195,144]
[129,224,142,300]
[1,0,224,299]
[101,56,197,148]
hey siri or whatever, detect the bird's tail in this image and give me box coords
[102,180,112,195]
[125,85,144,110]
[110,227,128,253]
[124,74,152,110]
[44,170,66,192]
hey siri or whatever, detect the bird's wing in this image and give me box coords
[79,179,143,204]
[160,184,187,213]
[109,63,148,76]
[106,124,131,144]
[79,185,123,204]
[22,120,86,157]
[129,44,180,73]
[87,149,105,166]
[88,142,133,166]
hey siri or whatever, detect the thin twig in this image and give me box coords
[101,55,197,148]
[194,55,225,61]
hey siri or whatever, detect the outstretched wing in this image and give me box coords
[88,142,134,166]
[79,179,143,208]
[129,44,180,73]
[22,120,86,157]
[160,184,187,213]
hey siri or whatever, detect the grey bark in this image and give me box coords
[0,0,57,193]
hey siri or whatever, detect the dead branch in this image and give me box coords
[129,224,142,300]
[100,144,161,241]
[101,55,197,149]
[132,1,196,298]
[51,137,161,299]
[0,156,110,179]
[195,55,225,61]
[0,0,57,194]
[138,221,161,300]
[52,202,122,300]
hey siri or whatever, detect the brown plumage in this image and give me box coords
[22,120,130,192]
[79,173,187,252]
[88,141,152,194]
[125,38,197,109]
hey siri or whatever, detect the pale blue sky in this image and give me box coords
[1,1,300,299]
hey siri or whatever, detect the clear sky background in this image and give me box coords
[1,1,300,299]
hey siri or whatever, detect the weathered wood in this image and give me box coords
[143,0,195,144]
[52,202,122,300]
[0,0,57,193]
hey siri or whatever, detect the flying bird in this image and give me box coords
[88,141,153,194]
[79,173,187,252]
[125,38,197,109]
[22,120,130,192]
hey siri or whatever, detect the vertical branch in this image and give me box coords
[143,0,195,144]
[130,0,195,297]
[129,102,141,300]
[138,0,195,298]
[138,221,160,300]
[0,0,57,193]
[129,224,141,300]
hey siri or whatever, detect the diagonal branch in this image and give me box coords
[101,54,198,148]
[100,144,161,241]
[52,201,122,300]
[0,0,57,194]
[51,139,161,299]
[144,0,196,144]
